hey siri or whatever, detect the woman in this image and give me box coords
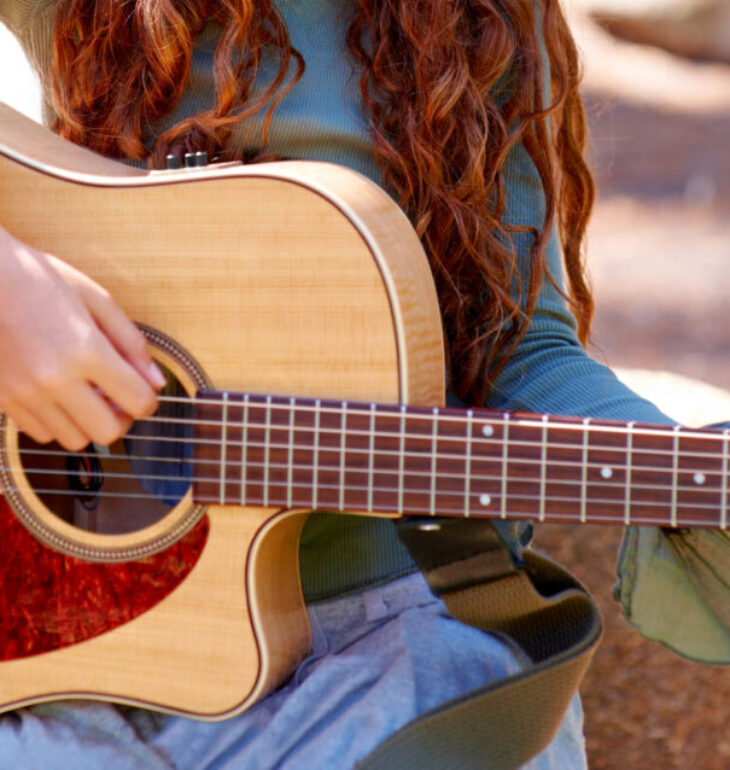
[0,1,728,767]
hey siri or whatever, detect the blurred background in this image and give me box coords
[2,3,730,767]
[543,3,730,768]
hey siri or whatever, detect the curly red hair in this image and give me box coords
[51,0,593,404]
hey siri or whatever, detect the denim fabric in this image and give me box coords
[0,572,585,769]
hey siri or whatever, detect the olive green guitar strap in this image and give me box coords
[357,518,603,770]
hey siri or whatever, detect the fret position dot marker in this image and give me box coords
[600,467,613,480]
[479,494,492,506]
[482,425,494,437]
[693,472,706,486]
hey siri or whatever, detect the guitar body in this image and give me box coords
[0,104,445,718]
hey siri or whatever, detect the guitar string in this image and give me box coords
[1,420,728,465]
[7,453,727,492]
[141,394,730,446]
[2,455,726,506]
[3,393,728,447]
[2,474,717,521]
[146,394,730,444]
[2,479,723,522]
[6,436,730,483]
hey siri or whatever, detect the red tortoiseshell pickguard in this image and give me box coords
[0,497,208,660]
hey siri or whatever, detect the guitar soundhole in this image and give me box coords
[17,364,193,535]
[0,365,211,661]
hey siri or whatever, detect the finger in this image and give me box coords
[79,282,167,389]
[88,338,161,420]
[21,400,91,453]
[60,382,133,448]
[2,402,54,445]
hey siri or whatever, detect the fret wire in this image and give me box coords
[464,410,473,518]
[240,394,249,505]
[339,403,347,511]
[624,422,634,526]
[580,418,590,523]
[722,429,729,531]
[430,407,439,517]
[286,397,295,508]
[671,425,681,528]
[500,412,509,520]
[539,415,548,523]
[312,399,321,510]
[11,480,721,523]
[367,404,376,513]
[219,392,228,506]
[263,396,272,508]
[398,405,406,515]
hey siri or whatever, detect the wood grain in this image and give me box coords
[0,104,446,716]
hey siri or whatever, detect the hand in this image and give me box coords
[0,226,167,451]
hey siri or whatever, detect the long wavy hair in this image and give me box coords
[51,0,594,405]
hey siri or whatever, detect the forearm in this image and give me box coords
[486,137,730,665]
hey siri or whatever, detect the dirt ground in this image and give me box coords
[536,10,730,769]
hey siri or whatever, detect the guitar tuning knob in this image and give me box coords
[180,151,208,169]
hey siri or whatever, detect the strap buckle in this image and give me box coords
[396,517,518,596]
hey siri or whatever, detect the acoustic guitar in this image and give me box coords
[0,102,725,720]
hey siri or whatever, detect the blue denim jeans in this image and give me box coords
[0,572,586,769]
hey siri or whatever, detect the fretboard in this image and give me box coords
[191,392,730,529]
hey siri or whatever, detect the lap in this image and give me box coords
[0,572,586,769]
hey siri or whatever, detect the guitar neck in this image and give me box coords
[190,391,729,529]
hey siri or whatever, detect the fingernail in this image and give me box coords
[148,361,167,389]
